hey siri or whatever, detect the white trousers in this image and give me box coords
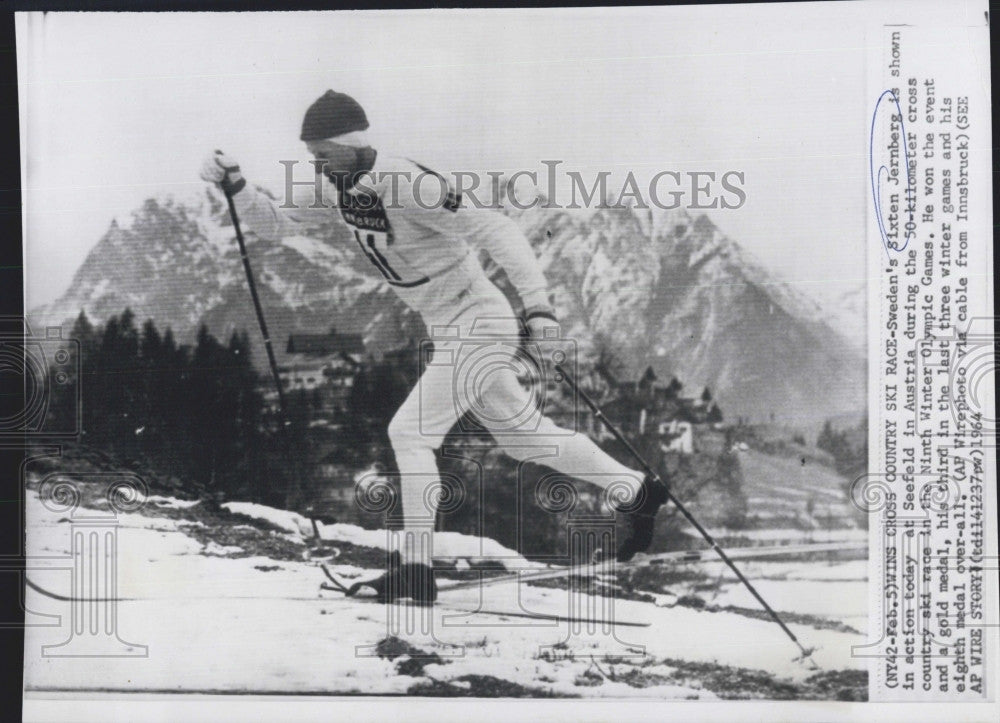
[387,286,641,561]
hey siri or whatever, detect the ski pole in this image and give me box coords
[555,364,820,668]
[222,188,304,508]
[222,189,289,420]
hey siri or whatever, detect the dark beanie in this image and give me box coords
[300,90,369,141]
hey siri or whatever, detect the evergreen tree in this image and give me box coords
[54,309,278,502]
[817,420,837,454]
[158,327,192,481]
[226,330,264,499]
[98,311,139,450]
[345,366,374,444]
[188,324,227,490]
[71,310,97,358]
[49,311,96,435]
[137,319,163,457]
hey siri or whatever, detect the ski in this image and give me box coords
[317,581,651,627]
[433,540,866,594]
[439,607,651,628]
[23,576,343,603]
[25,573,642,628]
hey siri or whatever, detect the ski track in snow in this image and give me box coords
[24,491,867,698]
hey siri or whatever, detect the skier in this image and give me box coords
[200,90,668,602]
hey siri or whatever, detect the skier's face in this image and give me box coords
[306,139,358,178]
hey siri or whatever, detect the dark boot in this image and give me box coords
[615,474,669,562]
[346,551,438,603]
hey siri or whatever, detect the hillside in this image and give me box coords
[23,472,867,699]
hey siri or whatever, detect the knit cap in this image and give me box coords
[300,91,369,141]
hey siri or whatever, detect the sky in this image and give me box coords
[18,6,872,311]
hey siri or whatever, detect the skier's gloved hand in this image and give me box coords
[524,305,559,341]
[199,150,246,195]
[522,305,560,386]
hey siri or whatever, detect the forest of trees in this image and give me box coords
[49,310,292,504]
[817,416,868,486]
[46,309,423,509]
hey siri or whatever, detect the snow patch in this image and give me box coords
[219,499,540,568]
[147,495,201,509]
[86,278,110,299]
[203,541,244,556]
[221,502,312,537]
[317,522,539,568]
[282,235,340,263]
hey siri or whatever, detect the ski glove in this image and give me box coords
[199,150,246,195]
[525,304,559,341]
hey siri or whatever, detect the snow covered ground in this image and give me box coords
[23,488,868,699]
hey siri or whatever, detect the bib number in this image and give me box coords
[352,229,429,288]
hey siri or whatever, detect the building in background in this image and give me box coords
[278,327,365,417]
[590,365,724,452]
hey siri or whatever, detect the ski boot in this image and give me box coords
[343,550,438,604]
[614,474,669,562]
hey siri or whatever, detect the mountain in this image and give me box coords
[32,189,424,358]
[821,283,866,352]
[510,202,866,426]
[31,187,865,427]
